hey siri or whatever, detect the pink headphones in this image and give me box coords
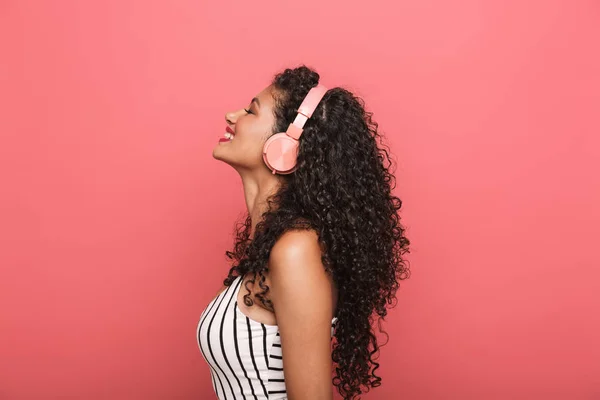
[262,84,328,175]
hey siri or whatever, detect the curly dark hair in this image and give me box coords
[221,65,411,399]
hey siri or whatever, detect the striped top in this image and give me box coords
[197,274,338,400]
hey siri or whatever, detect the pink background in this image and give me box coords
[1,0,599,399]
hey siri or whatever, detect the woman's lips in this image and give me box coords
[219,126,235,143]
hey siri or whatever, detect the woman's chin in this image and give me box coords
[212,147,239,170]
[212,141,227,157]
[212,148,227,162]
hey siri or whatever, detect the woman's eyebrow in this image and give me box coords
[251,97,260,108]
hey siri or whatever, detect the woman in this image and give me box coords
[198,65,410,400]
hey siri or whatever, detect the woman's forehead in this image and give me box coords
[255,85,276,106]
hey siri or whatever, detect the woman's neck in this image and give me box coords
[239,169,285,239]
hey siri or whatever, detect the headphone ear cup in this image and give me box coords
[263,132,299,174]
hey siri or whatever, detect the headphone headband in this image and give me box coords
[285,84,328,140]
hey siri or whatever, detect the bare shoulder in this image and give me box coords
[268,228,337,316]
[270,229,322,268]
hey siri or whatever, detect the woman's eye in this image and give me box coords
[244,108,252,114]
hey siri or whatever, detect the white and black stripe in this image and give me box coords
[197,283,230,398]
[267,332,286,396]
[198,275,338,399]
[233,301,257,400]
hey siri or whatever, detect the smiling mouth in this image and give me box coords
[218,132,233,143]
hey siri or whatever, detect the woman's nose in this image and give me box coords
[224,111,237,125]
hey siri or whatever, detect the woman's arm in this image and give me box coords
[269,229,335,400]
